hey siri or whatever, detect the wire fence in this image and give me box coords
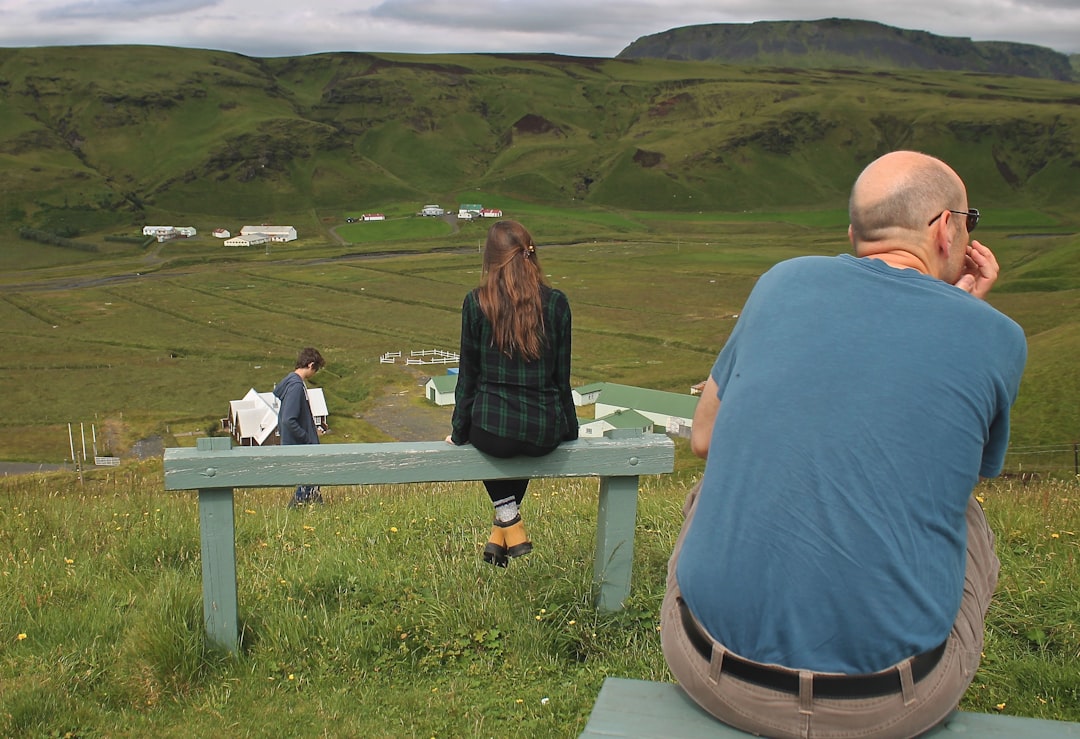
[1003,442,1080,479]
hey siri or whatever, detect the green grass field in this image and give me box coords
[1,206,1077,471]
[0,463,1076,737]
[1,205,1078,737]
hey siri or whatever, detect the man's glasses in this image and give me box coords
[928,208,979,233]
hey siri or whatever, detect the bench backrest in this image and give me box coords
[164,433,675,490]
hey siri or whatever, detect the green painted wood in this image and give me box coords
[164,436,674,490]
[165,435,675,650]
[594,475,639,612]
[579,678,1080,738]
[198,487,239,653]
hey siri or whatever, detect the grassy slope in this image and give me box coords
[0,467,1076,736]
[2,46,1080,231]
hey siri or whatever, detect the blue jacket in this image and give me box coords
[274,371,319,445]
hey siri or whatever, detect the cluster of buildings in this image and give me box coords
[456,204,503,220]
[221,387,328,446]
[141,225,299,247]
[223,225,298,247]
[142,225,196,242]
[416,204,504,219]
[424,379,698,438]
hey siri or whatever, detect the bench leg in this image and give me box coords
[594,475,638,612]
[198,487,240,653]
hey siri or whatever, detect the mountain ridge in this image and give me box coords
[618,19,1076,82]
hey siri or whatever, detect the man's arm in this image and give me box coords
[690,376,720,459]
[280,386,313,444]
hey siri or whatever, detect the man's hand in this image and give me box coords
[954,240,999,299]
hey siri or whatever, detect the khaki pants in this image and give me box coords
[660,481,999,739]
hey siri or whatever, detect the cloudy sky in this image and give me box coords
[1,0,1077,59]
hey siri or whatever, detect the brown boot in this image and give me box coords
[483,522,509,567]
[501,516,533,559]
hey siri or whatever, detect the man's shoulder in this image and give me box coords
[761,254,844,281]
[275,372,300,392]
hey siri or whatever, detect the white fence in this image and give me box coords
[381,349,459,365]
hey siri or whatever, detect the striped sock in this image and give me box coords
[493,496,520,524]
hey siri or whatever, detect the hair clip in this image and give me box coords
[524,244,536,258]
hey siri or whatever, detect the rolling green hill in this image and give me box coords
[1,45,1079,235]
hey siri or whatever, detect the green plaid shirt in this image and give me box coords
[451,286,578,447]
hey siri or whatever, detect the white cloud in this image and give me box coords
[38,0,218,22]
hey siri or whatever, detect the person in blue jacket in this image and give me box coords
[274,347,325,506]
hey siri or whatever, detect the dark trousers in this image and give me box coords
[469,425,557,505]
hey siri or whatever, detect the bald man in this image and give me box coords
[661,151,1027,738]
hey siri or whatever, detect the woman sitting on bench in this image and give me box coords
[446,220,579,567]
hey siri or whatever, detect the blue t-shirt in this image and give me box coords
[676,254,1026,674]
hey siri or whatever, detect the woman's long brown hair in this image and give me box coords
[477,220,549,361]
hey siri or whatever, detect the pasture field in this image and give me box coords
[1,206,1078,471]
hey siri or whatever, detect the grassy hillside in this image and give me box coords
[0,45,1077,473]
[1,45,1080,235]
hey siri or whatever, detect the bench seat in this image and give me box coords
[579,677,1080,738]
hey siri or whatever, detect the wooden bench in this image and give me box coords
[579,677,1080,738]
[163,431,674,653]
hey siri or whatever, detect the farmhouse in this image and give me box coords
[224,233,269,247]
[458,203,483,219]
[581,382,699,437]
[221,387,328,446]
[143,226,176,241]
[572,382,605,407]
[420,204,445,216]
[142,226,196,242]
[480,208,503,218]
[579,408,654,438]
[212,228,231,239]
[425,374,458,406]
[240,225,297,242]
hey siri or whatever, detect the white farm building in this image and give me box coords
[241,225,297,242]
[224,233,269,247]
[142,225,196,242]
[425,374,458,406]
[221,387,328,446]
[575,382,699,438]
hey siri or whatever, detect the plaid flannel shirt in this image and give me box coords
[451,286,578,447]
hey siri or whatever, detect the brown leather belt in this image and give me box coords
[677,597,947,699]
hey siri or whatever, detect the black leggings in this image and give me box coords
[469,425,558,506]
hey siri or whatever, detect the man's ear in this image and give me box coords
[932,211,953,261]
